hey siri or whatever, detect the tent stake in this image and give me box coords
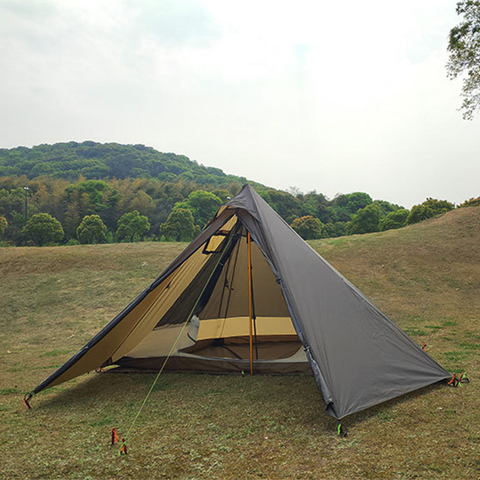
[248,232,254,375]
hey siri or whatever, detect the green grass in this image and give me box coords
[1,207,480,478]
[41,349,71,357]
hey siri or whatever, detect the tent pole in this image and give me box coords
[248,232,253,375]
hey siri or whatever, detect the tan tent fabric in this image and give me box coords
[126,325,194,359]
[200,236,290,320]
[43,229,235,388]
[196,316,296,340]
[111,245,215,361]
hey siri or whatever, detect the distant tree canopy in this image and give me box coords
[116,210,151,242]
[0,142,466,246]
[339,192,373,214]
[23,213,64,246]
[265,189,303,223]
[175,190,223,228]
[379,209,409,231]
[347,204,382,235]
[458,196,480,208]
[76,215,107,244]
[0,141,251,187]
[407,198,455,225]
[290,215,323,240]
[447,0,480,119]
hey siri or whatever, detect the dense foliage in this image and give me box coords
[116,211,151,242]
[76,215,107,244]
[160,208,197,242]
[459,196,480,207]
[0,142,470,246]
[347,204,382,235]
[290,215,323,240]
[23,213,64,246]
[406,198,455,225]
[447,1,480,119]
[379,209,410,231]
[0,141,251,186]
[0,216,7,238]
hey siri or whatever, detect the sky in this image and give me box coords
[0,0,479,208]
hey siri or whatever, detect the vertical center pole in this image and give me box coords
[247,232,253,375]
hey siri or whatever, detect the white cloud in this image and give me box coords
[0,0,478,207]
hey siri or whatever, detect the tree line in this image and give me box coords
[0,173,476,246]
[0,141,477,246]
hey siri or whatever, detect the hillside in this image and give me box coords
[1,141,420,246]
[0,141,254,187]
[0,207,479,478]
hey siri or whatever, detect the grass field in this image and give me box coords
[1,207,479,479]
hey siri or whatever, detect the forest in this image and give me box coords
[0,141,476,246]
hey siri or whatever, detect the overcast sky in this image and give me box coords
[1,0,478,207]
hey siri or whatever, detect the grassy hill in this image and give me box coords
[1,207,479,478]
[0,141,255,187]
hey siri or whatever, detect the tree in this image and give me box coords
[290,215,323,240]
[211,188,232,203]
[264,189,302,223]
[23,213,64,246]
[447,1,480,119]
[406,198,454,225]
[177,190,223,228]
[344,192,372,214]
[423,198,455,214]
[116,210,150,242]
[406,204,435,225]
[129,191,156,218]
[77,180,111,213]
[0,216,7,238]
[76,215,107,244]
[372,199,403,215]
[322,222,338,239]
[346,204,382,235]
[160,208,196,241]
[287,186,302,198]
[379,209,409,231]
[63,201,82,240]
[6,211,25,245]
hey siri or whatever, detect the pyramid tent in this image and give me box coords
[32,185,450,419]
